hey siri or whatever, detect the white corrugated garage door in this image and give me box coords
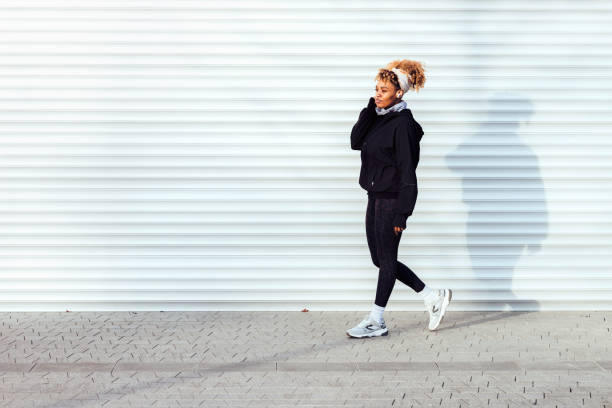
[1,1,611,311]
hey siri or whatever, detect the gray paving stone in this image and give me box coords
[1,311,612,407]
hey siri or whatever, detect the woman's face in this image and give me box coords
[374,80,401,109]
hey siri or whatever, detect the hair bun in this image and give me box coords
[376,59,427,93]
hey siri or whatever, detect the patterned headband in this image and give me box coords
[390,68,411,92]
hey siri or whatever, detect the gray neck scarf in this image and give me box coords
[375,99,407,115]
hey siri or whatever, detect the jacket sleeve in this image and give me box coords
[392,119,419,229]
[350,97,377,150]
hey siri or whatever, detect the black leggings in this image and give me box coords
[366,196,426,308]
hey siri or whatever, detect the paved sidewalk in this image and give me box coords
[1,310,611,407]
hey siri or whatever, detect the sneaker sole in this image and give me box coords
[346,328,389,338]
[429,289,452,331]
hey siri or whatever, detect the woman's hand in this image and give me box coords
[392,214,408,235]
[367,96,376,110]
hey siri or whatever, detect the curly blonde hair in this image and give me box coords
[375,59,426,93]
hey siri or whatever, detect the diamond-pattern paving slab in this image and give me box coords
[0,311,611,407]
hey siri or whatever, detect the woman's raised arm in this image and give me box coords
[350,97,377,150]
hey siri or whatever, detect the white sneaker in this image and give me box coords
[346,314,388,338]
[425,289,452,331]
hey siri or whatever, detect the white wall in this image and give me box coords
[0,1,611,311]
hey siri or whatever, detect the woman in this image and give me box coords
[346,59,452,338]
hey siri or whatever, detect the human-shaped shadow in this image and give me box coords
[445,92,548,313]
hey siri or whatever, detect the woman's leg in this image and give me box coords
[366,197,426,306]
[397,262,426,293]
[372,198,404,307]
[365,196,379,268]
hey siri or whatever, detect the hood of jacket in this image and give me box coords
[373,108,424,142]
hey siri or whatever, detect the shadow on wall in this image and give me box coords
[445,93,549,311]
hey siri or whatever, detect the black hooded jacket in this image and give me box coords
[350,97,424,229]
